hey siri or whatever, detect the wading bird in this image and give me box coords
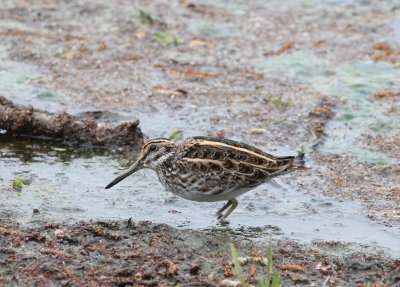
[105,137,308,221]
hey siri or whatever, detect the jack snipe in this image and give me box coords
[105,136,309,221]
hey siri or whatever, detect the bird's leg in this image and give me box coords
[221,198,238,221]
[216,200,232,219]
[217,198,239,221]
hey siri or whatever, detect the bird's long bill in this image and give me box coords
[105,158,143,189]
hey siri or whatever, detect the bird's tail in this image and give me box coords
[288,148,310,172]
[288,165,310,171]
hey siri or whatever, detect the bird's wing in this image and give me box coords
[177,137,295,186]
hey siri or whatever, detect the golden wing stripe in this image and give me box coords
[195,140,277,162]
[182,158,222,164]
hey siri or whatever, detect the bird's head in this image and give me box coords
[105,138,176,189]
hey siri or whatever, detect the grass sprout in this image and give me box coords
[230,240,281,287]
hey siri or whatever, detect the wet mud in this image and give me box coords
[0,96,143,149]
[1,0,400,286]
[1,219,399,286]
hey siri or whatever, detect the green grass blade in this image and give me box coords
[230,243,247,287]
[265,239,273,287]
[257,278,266,287]
[271,272,280,287]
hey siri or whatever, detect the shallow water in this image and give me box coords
[1,139,399,257]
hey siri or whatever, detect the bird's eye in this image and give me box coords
[149,145,157,152]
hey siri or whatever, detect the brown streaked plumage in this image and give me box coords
[105,136,309,221]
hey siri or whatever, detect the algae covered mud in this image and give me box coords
[1,0,400,285]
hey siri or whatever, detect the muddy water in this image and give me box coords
[0,54,238,141]
[1,138,399,257]
[261,53,400,164]
[393,10,400,38]
[0,52,67,112]
[1,2,400,286]
[1,51,400,258]
[1,0,400,262]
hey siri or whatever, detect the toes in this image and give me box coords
[218,218,230,225]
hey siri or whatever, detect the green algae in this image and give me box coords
[12,177,25,192]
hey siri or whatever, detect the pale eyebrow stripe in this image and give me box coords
[195,140,277,162]
[146,139,169,144]
[143,139,172,148]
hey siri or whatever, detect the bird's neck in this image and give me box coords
[154,152,175,172]
[154,153,176,191]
